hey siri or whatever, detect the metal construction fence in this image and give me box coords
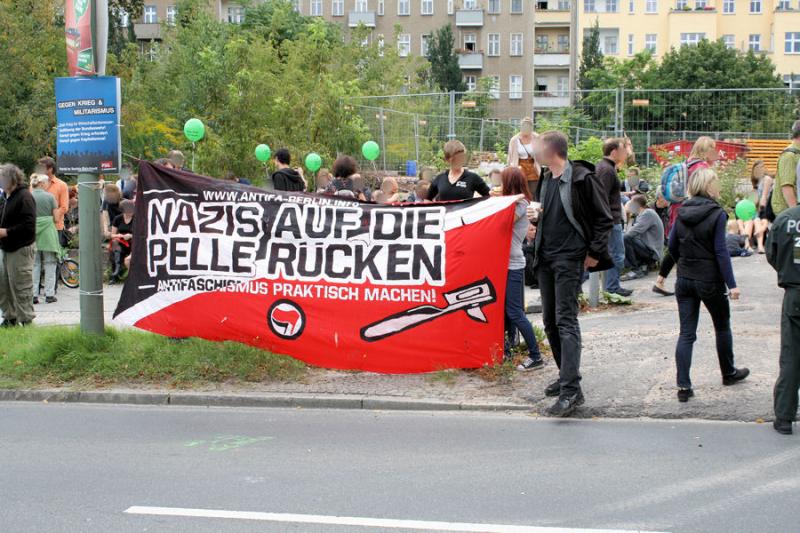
[342,87,800,173]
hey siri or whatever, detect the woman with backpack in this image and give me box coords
[668,167,749,402]
[653,136,718,296]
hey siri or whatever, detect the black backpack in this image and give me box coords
[764,147,800,222]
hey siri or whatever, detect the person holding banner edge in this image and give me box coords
[530,131,613,417]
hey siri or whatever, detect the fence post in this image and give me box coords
[379,107,387,171]
[619,87,625,136]
[646,130,651,167]
[413,113,420,165]
[479,119,485,152]
[448,90,456,140]
[589,271,600,308]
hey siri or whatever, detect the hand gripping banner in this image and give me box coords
[114,162,519,373]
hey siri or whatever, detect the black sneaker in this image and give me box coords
[544,380,561,397]
[677,388,694,402]
[609,287,634,297]
[0,319,17,328]
[722,368,750,386]
[517,357,544,371]
[547,392,584,417]
[45,296,57,304]
[773,419,793,435]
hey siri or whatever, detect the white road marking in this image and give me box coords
[124,506,668,533]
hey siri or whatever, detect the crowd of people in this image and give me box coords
[2,119,800,433]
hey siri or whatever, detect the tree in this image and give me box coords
[578,20,603,91]
[427,25,465,92]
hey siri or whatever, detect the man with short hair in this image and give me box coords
[771,120,800,216]
[272,149,306,192]
[531,131,613,417]
[596,137,632,297]
[622,195,665,280]
[35,156,69,238]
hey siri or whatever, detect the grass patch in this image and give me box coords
[0,326,306,389]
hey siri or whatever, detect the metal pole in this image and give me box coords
[413,114,420,164]
[191,141,195,172]
[78,174,104,335]
[588,271,600,308]
[479,119,485,152]
[619,87,625,136]
[646,130,651,167]
[379,107,387,172]
[448,90,456,140]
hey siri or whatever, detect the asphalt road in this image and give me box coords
[2,403,798,533]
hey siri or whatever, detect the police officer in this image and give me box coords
[766,204,800,435]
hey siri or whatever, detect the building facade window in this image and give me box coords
[489,0,501,12]
[606,0,618,11]
[311,0,323,16]
[447,0,454,14]
[627,33,634,55]
[355,0,368,12]
[676,0,687,9]
[509,75,523,99]
[749,0,761,12]
[421,0,433,14]
[166,5,177,24]
[646,0,657,12]
[464,33,477,51]
[680,32,705,46]
[398,34,411,56]
[557,76,569,96]
[722,0,734,12]
[749,34,760,51]
[558,0,571,8]
[787,32,800,53]
[332,0,343,15]
[378,0,384,14]
[777,0,790,8]
[489,76,500,99]
[645,33,656,53]
[118,8,129,27]
[722,34,735,49]
[695,0,706,8]
[420,34,431,56]
[536,34,548,51]
[584,0,596,11]
[227,5,244,23]
[557,34,570,51]
[143,5,157,23]
[510,33,523,55]
[398,0,409,15]
[464,0,477,8]
[465,75,477,91]
[291,0,300,12]
[488,33,500,56]
[511,0,524,13]
[629,0,635,12]
[604,35,618,54]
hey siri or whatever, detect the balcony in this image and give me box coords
[348,11,376,27]
[534,9,572,25]
[456,9,484,26]
[533,51,571,67]
[133,23,162,40]
[533,94,570,108]
[458,52,484,69]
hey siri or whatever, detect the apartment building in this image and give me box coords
[577,0,800,89]
[532,0,578,111]
[128,1,540,119]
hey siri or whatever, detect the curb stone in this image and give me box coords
[0,389,531,412]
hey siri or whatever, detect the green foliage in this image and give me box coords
[427,24,466,92]
[578,20,603,90]
[568,136,604,163]
[0,326,306,388]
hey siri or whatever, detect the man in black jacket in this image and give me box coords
[531,131,613,417]
[272,149,306,192]
[595,138,633,297]
[0,164,37,326]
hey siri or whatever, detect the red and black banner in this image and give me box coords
[114,162,518,373]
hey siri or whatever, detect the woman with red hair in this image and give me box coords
[501,167,543,370]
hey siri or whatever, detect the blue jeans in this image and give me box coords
[504,269,541,360]
[675,277,736,389]
[605,224,625,292]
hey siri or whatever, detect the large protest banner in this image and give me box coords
[114,162,519,373]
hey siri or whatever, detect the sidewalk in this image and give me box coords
[14,255,782,421]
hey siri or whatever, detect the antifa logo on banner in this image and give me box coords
[114,162,519,374]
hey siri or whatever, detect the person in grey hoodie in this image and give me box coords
[622,195,665,280]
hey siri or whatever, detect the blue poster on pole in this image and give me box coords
[55,76,121,175]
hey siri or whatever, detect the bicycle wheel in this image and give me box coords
[60,259,80,289]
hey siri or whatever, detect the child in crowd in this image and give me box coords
[380,177,400,203]
[726,220,753,257]
[488,169,502,195]
[411,179,431,202]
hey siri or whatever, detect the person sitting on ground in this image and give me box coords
[0,164,36,327]
[499,167,543,371]
[427,140,490,201]
[380,177,400,203]
[30,174,61,304]
[109,200,135,283]
[668,167,749,403]
[272,149,306,192]
[725,220,753,257]
[101,183,122,239]
[622,194,665,281]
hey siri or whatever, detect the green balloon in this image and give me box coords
[362,140,380,161]
[183,118,205,142]
[305,153,322,172]
[735,199,757,221]
[255,144,271,162]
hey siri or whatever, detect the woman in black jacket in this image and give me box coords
[667,167,749,403]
